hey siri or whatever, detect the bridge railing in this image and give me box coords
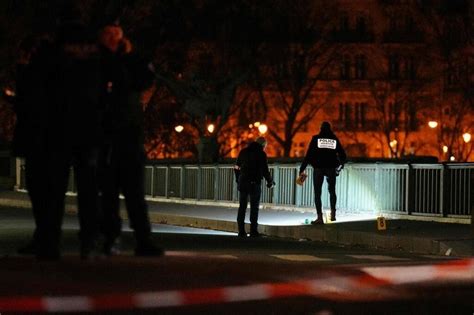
[16,161,473,219]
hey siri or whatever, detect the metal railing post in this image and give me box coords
[273,164,280,205]
[406,164,414,215]
[149,166,154,197]
[341,163,350,211]
[375,163,381,213]
[294,165,302,207]
[165,166,169,198]
[440,163,450,217]
[197,165,202,201]
[179,165,185,199]
[214,165,219,201]
[15,158,22,191]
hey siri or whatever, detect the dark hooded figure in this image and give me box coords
[299,122,346,224]
[234,137,275,237]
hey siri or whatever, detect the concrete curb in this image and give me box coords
[147,213,472,256]
[1,196,472,257]
[146,196,470,225]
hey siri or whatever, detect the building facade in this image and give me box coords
[234,0,473,162]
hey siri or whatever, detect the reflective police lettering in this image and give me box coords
[317,138,337,149]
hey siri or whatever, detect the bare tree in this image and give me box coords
[416,0,474,161]
[150,1,261,162]
[367,79,430,158]
[251,0,340,157]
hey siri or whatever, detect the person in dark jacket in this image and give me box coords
[234,137,275,237]
[5,36,48,255]
[98,22,163,257]
[28,13,104,260]
[299,122,346,224]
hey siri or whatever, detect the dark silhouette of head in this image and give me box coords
[255,136,267,148]
[320,121,332,133]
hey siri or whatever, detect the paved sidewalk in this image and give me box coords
[0,190,472,257]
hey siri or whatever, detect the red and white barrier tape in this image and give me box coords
[0,258,472,313]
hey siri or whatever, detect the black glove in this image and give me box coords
[266,181,275,189]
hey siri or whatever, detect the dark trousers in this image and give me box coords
[99,141,151,243]
[24,151,48,246]
[36,147,100,256]
[237,182,261,234]
[313,168,337,216]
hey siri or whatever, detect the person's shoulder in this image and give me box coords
[239,146,249,155]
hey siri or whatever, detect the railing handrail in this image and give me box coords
[15,159,473,220]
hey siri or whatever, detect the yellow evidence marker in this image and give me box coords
[377,216,387,231]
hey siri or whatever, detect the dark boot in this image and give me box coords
[103,237,121,256]
[311,213,324,225]
[330,210,336,222]
[249,224,261,237]
[238,230,247,238]
[238,221,247,237]
[249,231,262,238]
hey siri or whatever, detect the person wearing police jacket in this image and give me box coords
[299,122,346,224]
[234,137,275,237]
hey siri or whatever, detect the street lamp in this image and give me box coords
[207,124,215,134]
[442,145,448,153]
[428,121,438,128]
[175,125,184,133]
[258,124,268,134]
[462,132,471,143]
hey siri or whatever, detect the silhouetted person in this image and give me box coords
[98,22,163,256]
[5,35,48,255]
[299,122,346,224]
[234,137,274,237]
[30,9,103,260]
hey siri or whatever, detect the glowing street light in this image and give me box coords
[462,132,471,143]
[428,121,438,128]
[389,139,398,148]
[254,121,261,127]
[258,124,268,134]
[4,88,15,97]
[450,156,456,161]
[174,125,184,133]
[442,145,448,153]
[207,124,215,134]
